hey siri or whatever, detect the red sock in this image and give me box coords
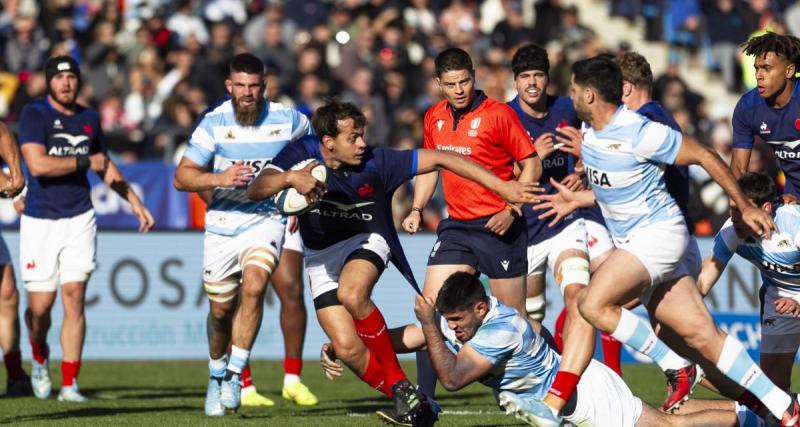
[547,371,580,402]
[600,332,623,378]
[284,357,302,376]
[359,351,393,397]
[738,390,765,414]
[29,339,48,364]
[61,360,81,387]
[3,350,24,380]
[353,307,407,386]
[241,365,253,388]
[554,307,567,352]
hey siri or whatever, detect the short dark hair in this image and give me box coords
[615,51,653,89]
[311,100,366,139]
[571,55,623,104]
[741,32,800,68]
[229,52,265,76]
[511,44,549,78]
[738,172,777,206]
[435,272,489,314]
[434,48,473,77]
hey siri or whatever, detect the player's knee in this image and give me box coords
[682,327,717,355]
[525,294,545,321]
[576,290,601,324]
[239,280,267,304]
[209,300,235,321]
[556,257,590,295]
[330,338,361,364]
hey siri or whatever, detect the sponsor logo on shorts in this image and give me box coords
[587,236,598,248]
[225,130,235,139]
[763,318,776,327]
[430,241,441,258]
[25,260,35,270]
[501,260,510,271]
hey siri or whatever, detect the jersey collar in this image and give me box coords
[449,90,487,129]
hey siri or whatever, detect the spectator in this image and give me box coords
[704,0,750,92]
[167,0,208,46]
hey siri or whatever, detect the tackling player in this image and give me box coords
[402,47,541,401]
[534,56,799,426]
[731,32,800,196]
[173,53,313,415]
[0,122,29,396]
[698,172,800,392]
[247,100,540,425]
[505,43,596,418]
[17,55,154,402]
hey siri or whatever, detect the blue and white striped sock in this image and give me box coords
[610,308,689,371]
[717,335,790,419]
[227,346,250,375]
[209,355,227,378]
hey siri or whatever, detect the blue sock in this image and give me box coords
[717,335,790,419]
[610,308,688,371]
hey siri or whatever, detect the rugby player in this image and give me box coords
[533,56,799,426]
[247,100,539,425]
[18,55,154,402]
[173,53,313,415]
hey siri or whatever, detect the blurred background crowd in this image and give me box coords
[0,0,791,234]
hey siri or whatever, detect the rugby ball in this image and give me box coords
[274,159,327,216]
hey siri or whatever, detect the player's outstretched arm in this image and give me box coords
[533,177,595,227]
[696,254,726,297]
[414,295,493,392]
[730,148,751,180]
[98,159,154,232]
[0,123,24,197]
[402,169,438,234]
[414,149,539,209]
[20,144,106,178]
[675,138,777,238]
[173,157,253,193]
[246,162,325,201]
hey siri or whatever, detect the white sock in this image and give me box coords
[228,346,250,374]
[284,374,301,387]
[209,355,227,378]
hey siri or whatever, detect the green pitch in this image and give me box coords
[0,361,797,426]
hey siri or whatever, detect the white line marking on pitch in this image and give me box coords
[348,410,492,417]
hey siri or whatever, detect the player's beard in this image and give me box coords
[48,86,78,109]
[233,93,263,126]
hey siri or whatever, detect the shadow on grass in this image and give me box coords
[0,405,195,424]
[76,385,204,400]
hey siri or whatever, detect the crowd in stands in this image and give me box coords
[0,0,789,234]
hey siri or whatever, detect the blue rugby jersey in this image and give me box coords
[712,204,800,296]
[733,82,800,198]
[507,95,580,245]
[182,99,312,236]
[269,137,420,290]
[17,99,105,219]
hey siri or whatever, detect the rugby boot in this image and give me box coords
[662,363,704,413]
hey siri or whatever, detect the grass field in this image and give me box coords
[0,361,796,426]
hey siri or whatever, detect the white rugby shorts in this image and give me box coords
[584,219,614,262]
[304,233,390,301]
[563,360,643,427]
[283,226,304,254]
[527,218,589,277]
[203,218,284,302]
[760,285,800,354]
[613,217,689,288]
[20,209,97,292]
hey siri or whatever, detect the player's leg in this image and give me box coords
[650,275,799,422]
[482,217,528,316]
[637,403,741,427]
[271,245,317,406]
[759,350,796,392]
[24,290,56,400]
[759,286,800,392]
[0,260,30,396]
[203,279,238,417]
[524,233,546,324]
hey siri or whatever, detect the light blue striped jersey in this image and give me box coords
[581,105,683,239]
[182,99,312,235]
[712,204,800,296]
[460,297,560,401]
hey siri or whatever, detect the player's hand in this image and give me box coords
[485,208,515,236]
[533,177,581,227]
[13,196,24,215]
[497,181,542,209]
[132,202,154,233]
[775,298,800,316]
[782,194,799,205]
[533,132,556,160]
[218,161,254,187]
[560,172,586,192]
[414,294,437,325]
[288,161,326,201]
[741,205,778,239]
[0,173,24,198]
[89,153,109,172]
[554,126,583,158]
[320,343,344,380]
[288,215,299,234]
[402,210,422,234]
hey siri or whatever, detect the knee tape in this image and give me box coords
[557,257,590,293]
[526,294,546,321]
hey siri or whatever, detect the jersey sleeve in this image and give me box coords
[269,139,310,172]
[632,120,682,164]
[17,105,46,146]
[90,112,107,154]
[466,324,519,367]
[731,97,755,149]
[291,109,314,140]
[183,119,216,167]
[423,110,435,150]
[496,106,535,161]
[373,147,417,192]
[712,219,740,265]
